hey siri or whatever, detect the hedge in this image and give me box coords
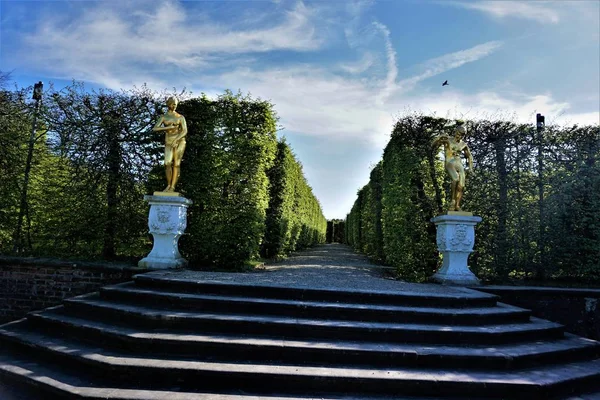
[346,114,600,283]
[261,139,326,259]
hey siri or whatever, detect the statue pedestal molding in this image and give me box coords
[138,194,192,270]
[431,214,482,286]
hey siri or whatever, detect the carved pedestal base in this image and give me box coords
[431,214,482,286]
[138,195,192,270]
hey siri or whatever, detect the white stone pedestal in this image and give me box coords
[138,195,192,270]
[431,214,482,285]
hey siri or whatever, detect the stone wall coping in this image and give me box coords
[143,195,193,206]
[0,255,147,273]
[476,285,600,297]
[431,215,482,224]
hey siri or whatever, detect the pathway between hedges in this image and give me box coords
[146,243,482,298]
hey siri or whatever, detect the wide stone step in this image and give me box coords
[0,324,598,399]
[7,316,600,370]
[134,273,500,308]
[100,282,531,325]
[565,392,600,400]
[57,295,564,344]
[0,345,411,400]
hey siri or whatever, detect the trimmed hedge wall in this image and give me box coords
[170,92,325,268]
[174,93,278,268]
[346,114,600,283]
[326,219,345,243]
[261,140,327,259]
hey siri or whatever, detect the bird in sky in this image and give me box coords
[442,80,449,86]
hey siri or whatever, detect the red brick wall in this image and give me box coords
[0,258,144,324]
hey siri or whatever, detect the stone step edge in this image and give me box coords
[0,360,394,400]
[6,317,598,369]
[2,323,600,388]
[63,295,564,335]
[134,274,500,306]
[101,282,530,317]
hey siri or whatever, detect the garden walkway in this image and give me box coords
[153,242,486,298]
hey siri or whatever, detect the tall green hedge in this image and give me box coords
[326,219,345,243]
[347,116,441,280]
[261,139,326,259]
[346,114,600,283]
[173,92,278,268]
[360,162,385,262]
[346,189,363,251]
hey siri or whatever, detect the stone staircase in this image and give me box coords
[1,272,600,399]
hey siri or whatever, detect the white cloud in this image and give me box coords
[340,53,375,74]
[10,0,597,219]
[372,21,398,104]
[398,41,503,90]
[213,66,395,148]
[21,1,324,87]
[551,111,600,127]
[397,90,566,122]
[208,59,598,155]
[450,1,561,24]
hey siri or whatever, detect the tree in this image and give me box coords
[12,81,45,254]
[0,71,39,251]
[44,83,162,259]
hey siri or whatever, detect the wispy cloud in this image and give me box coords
[449,1,560,24]
[398,41,503,90]
[209,61,597,147]
[339,53,375,75]
[372,21,398,104]
[21,1,323,87]
[214,66,395,147]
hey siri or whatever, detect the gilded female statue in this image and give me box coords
[432,123,474,212]
[153,96,187,192]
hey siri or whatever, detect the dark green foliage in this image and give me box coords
[466,122,600,282]
[332,220,345,243]
[346,163,385,261]
[293,166,327,250]
[326,221,333,243]
[0,86,36,250]
[0,81,325,267]
[176,92,278,268]
[544,126,600,281]
[326,219,345,243]
[262,140,326,259]
[262,140,294,258]
[379,117,440,281]
[40,83,160,259]
[360,162,384,262]
[346,189,364,250]
[346,116,442,280]
[347,113,600,283]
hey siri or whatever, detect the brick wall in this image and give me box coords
[0,257,145,324]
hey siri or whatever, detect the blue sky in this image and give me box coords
[1,0,599,219]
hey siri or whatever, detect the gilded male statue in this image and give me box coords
[432,122,474,212]
[153,96,187,193]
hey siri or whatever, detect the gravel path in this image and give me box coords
[146,243,488,298]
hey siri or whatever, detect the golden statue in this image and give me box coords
[432,123,474,212]
[153,96,187,193]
